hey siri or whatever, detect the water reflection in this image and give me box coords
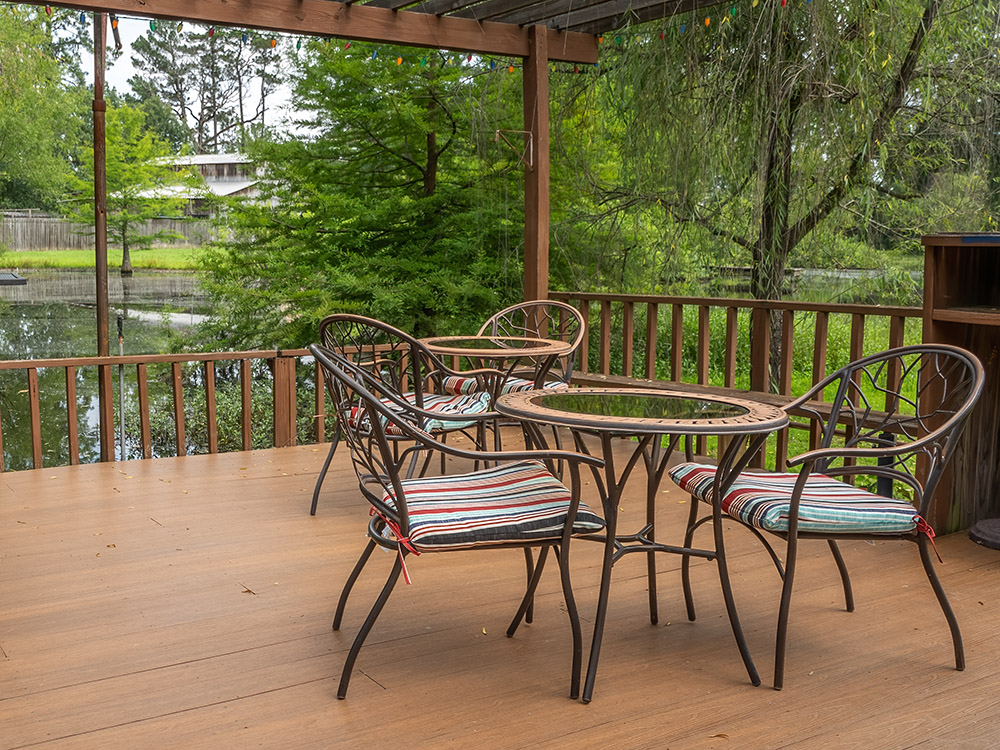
[0,303,181,470]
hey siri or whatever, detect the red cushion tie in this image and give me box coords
[370,507,420,584]
[914,515,943,563]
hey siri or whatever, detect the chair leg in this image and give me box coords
[681,496,701,621]
[556,542,583,700]
[333,538,377,631]
[524,548,536,624]
[309,429,340,516]
[507,546,549,637]
[917,535,965,671]
[773,533,800,691]
[712,506,761,688]
[337,555,404,699]
[827,540,855,612]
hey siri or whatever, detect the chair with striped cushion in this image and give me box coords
[311,343,606,699]
[441,300,586,398]
[309,314,505,516]
[668,345,983,689]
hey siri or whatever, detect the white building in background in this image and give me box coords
[154,153,261,217]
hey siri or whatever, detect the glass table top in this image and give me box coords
[537,391,750,420]
[496,387,788,435]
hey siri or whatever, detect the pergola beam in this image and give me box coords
[40,0,598,62]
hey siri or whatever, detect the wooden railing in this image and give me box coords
[551,292,922,391]
[551,292,924,469]
[0,349,326,472]
[0,294,925,473]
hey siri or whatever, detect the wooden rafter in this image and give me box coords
[34,0,598,61]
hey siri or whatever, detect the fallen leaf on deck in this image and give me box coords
[106,544,116,548]
[709,734,729,740]
[482,627,487,635]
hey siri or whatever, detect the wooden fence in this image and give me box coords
[1,214,214,250]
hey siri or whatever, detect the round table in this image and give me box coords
[496,386,788,702]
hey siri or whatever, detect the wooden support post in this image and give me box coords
[273,355,298,448]
[523,25,549,302]
[94,13,113,461]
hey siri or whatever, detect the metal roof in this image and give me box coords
[354,0,719,36]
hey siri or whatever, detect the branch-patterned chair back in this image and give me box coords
[790,344,984,517]
[312,342,426,539]
[479,300,586,384]
[318,314,435,410]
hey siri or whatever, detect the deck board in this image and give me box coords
[2,437,999,749]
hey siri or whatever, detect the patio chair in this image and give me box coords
[441,299,586,397]
[309,314,505,516]
[667,344,984,689]
[310,343,606,699]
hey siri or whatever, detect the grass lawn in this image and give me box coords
[1,247,201,270]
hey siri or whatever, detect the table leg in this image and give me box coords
[582,477,618,704]
[645,439,661,625]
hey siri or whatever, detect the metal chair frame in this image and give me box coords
[309,314,505,515]
[477,299,587,389]
[681,344,984,689]
[311,343,604,699]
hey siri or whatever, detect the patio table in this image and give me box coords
[420,334,573,403]
[495,386,788,702]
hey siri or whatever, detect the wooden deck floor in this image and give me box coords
[2,436,999,749]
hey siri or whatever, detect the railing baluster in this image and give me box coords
[205,360,218,454]
[622,301,634,378]
[314,358,326,444]
[99,364,114,462]
[600,299,612,375]
[671,303,683,381]
[137,364,152,459]
[696,305,710,455]
[579,300,590,373]
[241,359,252,451]
[28,368,41,469]
[172,362,186,457]
[66,366,80,465]
[645,302,658,379]
[810,311,830,450]
[724,307,738,388]
[775,310,795,471]
[0,407,5,472]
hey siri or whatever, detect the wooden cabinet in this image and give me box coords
[922,234,1000,531]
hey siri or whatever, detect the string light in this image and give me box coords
[149,20,156,31]
[44,6,51,16]
[208,27,215,38]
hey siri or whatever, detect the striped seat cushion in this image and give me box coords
[668,462,920,535]
[349,391,491,436]
[381,460,605,551]
[441,374,571,396]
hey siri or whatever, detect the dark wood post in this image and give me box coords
[93,13,114,461]
[523,25,549,302]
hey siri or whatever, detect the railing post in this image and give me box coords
[273,353,297,448]
[750,307,771,393]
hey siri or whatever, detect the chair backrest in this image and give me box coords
[478,300,586,384]
[793,344,984,516]
[318,314,444,409]
[311,342,426,536]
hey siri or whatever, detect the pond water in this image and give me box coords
[1,270,208,470]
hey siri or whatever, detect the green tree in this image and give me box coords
[66,104,197,275]
[129,25,284,153]
[0,6,80,209]
[196,43,524,349]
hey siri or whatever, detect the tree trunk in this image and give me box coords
[120,225,133,277]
